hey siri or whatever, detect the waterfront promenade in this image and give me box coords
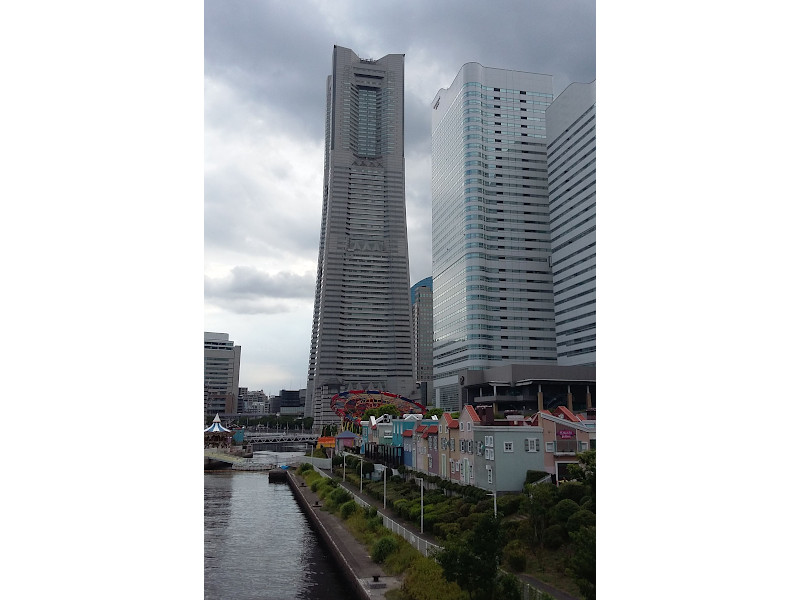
[287,470,402,599]
[293,466,580,600]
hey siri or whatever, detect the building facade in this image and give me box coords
[546,81,596,365]
[411,277,434,405]
[430,64,558,411]
[307,45,415,427]
[204,332,241,415]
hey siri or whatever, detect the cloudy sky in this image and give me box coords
[204,0,596,396]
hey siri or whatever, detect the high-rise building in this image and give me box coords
[411,277,434,405]
[204,332,241,414]
[545,81,596,365]
[430,64,557,411]
[306,46,414,427]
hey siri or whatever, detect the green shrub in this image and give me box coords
[566,508,595,533]
[402,556,462,600]
[496,572,522,600]
[557,481,589,503]
[543,524,567,550]
[504,539,527,572]
[372,535,399,564]
[551,498,581,525]
[497,493,523,516]
[327,487,351,507]
[340,500,358,519]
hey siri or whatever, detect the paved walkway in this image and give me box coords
[288,470,402,599]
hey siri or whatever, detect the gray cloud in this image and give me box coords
[205,266,316,303]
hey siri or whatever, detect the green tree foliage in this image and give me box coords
[566,450,596,492]
[556,480,590,503]
[504,539,528,572]
[524,482,557,546]
[551,499,581,525]
[424,407,444,419]
[543,524,567,550]
[436,514,503,600]
[568,526,596,600]
[402,556,463,600]
[566,509,595,534]
[496,572,522,600]
[372,535,399,563]
[362,404,402,420]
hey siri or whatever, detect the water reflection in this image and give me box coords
[204,453,351,600]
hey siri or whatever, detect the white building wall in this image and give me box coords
[545,81,596,365]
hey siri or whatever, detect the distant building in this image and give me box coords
[411,277,434,405]
[430,64,558,411]
[306,45,415,426]
[204,332,241,415]
[240,389,269,413]
[546,81,596,365]
[275,388,306,416]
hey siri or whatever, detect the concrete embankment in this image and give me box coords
[286,470,401,600]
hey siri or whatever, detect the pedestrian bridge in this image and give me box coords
[244,431,319,444]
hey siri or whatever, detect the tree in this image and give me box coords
[568,525,596,600]
[566,450,595,492]
[436,513,503,600]
[362,404,401,420]
[424,407,444,419]
[524,482,557,547]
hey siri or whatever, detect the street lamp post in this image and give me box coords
[383,465,387,509]
[360,455,364,493]
[343,452,346,482]
[420,477,424,533]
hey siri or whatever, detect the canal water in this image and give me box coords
[204,451,352,600]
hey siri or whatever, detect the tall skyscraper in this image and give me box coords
[306,46,414,426]
[411,277,434,405]
[545,81,596,365]
[204,332,241,414]
[430,64,557,411]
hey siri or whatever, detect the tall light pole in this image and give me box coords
[383,465,387,509]
[360,456,364,493]
[342,452,346,482]
[420,477,424,533]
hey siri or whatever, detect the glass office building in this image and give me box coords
[430,64,558,410]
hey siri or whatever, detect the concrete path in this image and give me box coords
[287,470,402,599]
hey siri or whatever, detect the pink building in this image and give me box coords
[532,406,595,481]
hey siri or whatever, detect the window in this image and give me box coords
[459,422,464,431]
[467,422,472,431]
[487,466,493,484]
[451,459,455,473]
[525,438,540,452]
[460,439,465,452]
[468,440,473,454]
[545,441,555,453]
[485,435,494,448]
[486,448,495,461]
[504,441,514,453]
[428,456,432,469]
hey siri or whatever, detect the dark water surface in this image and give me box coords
[204,452,352,600]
